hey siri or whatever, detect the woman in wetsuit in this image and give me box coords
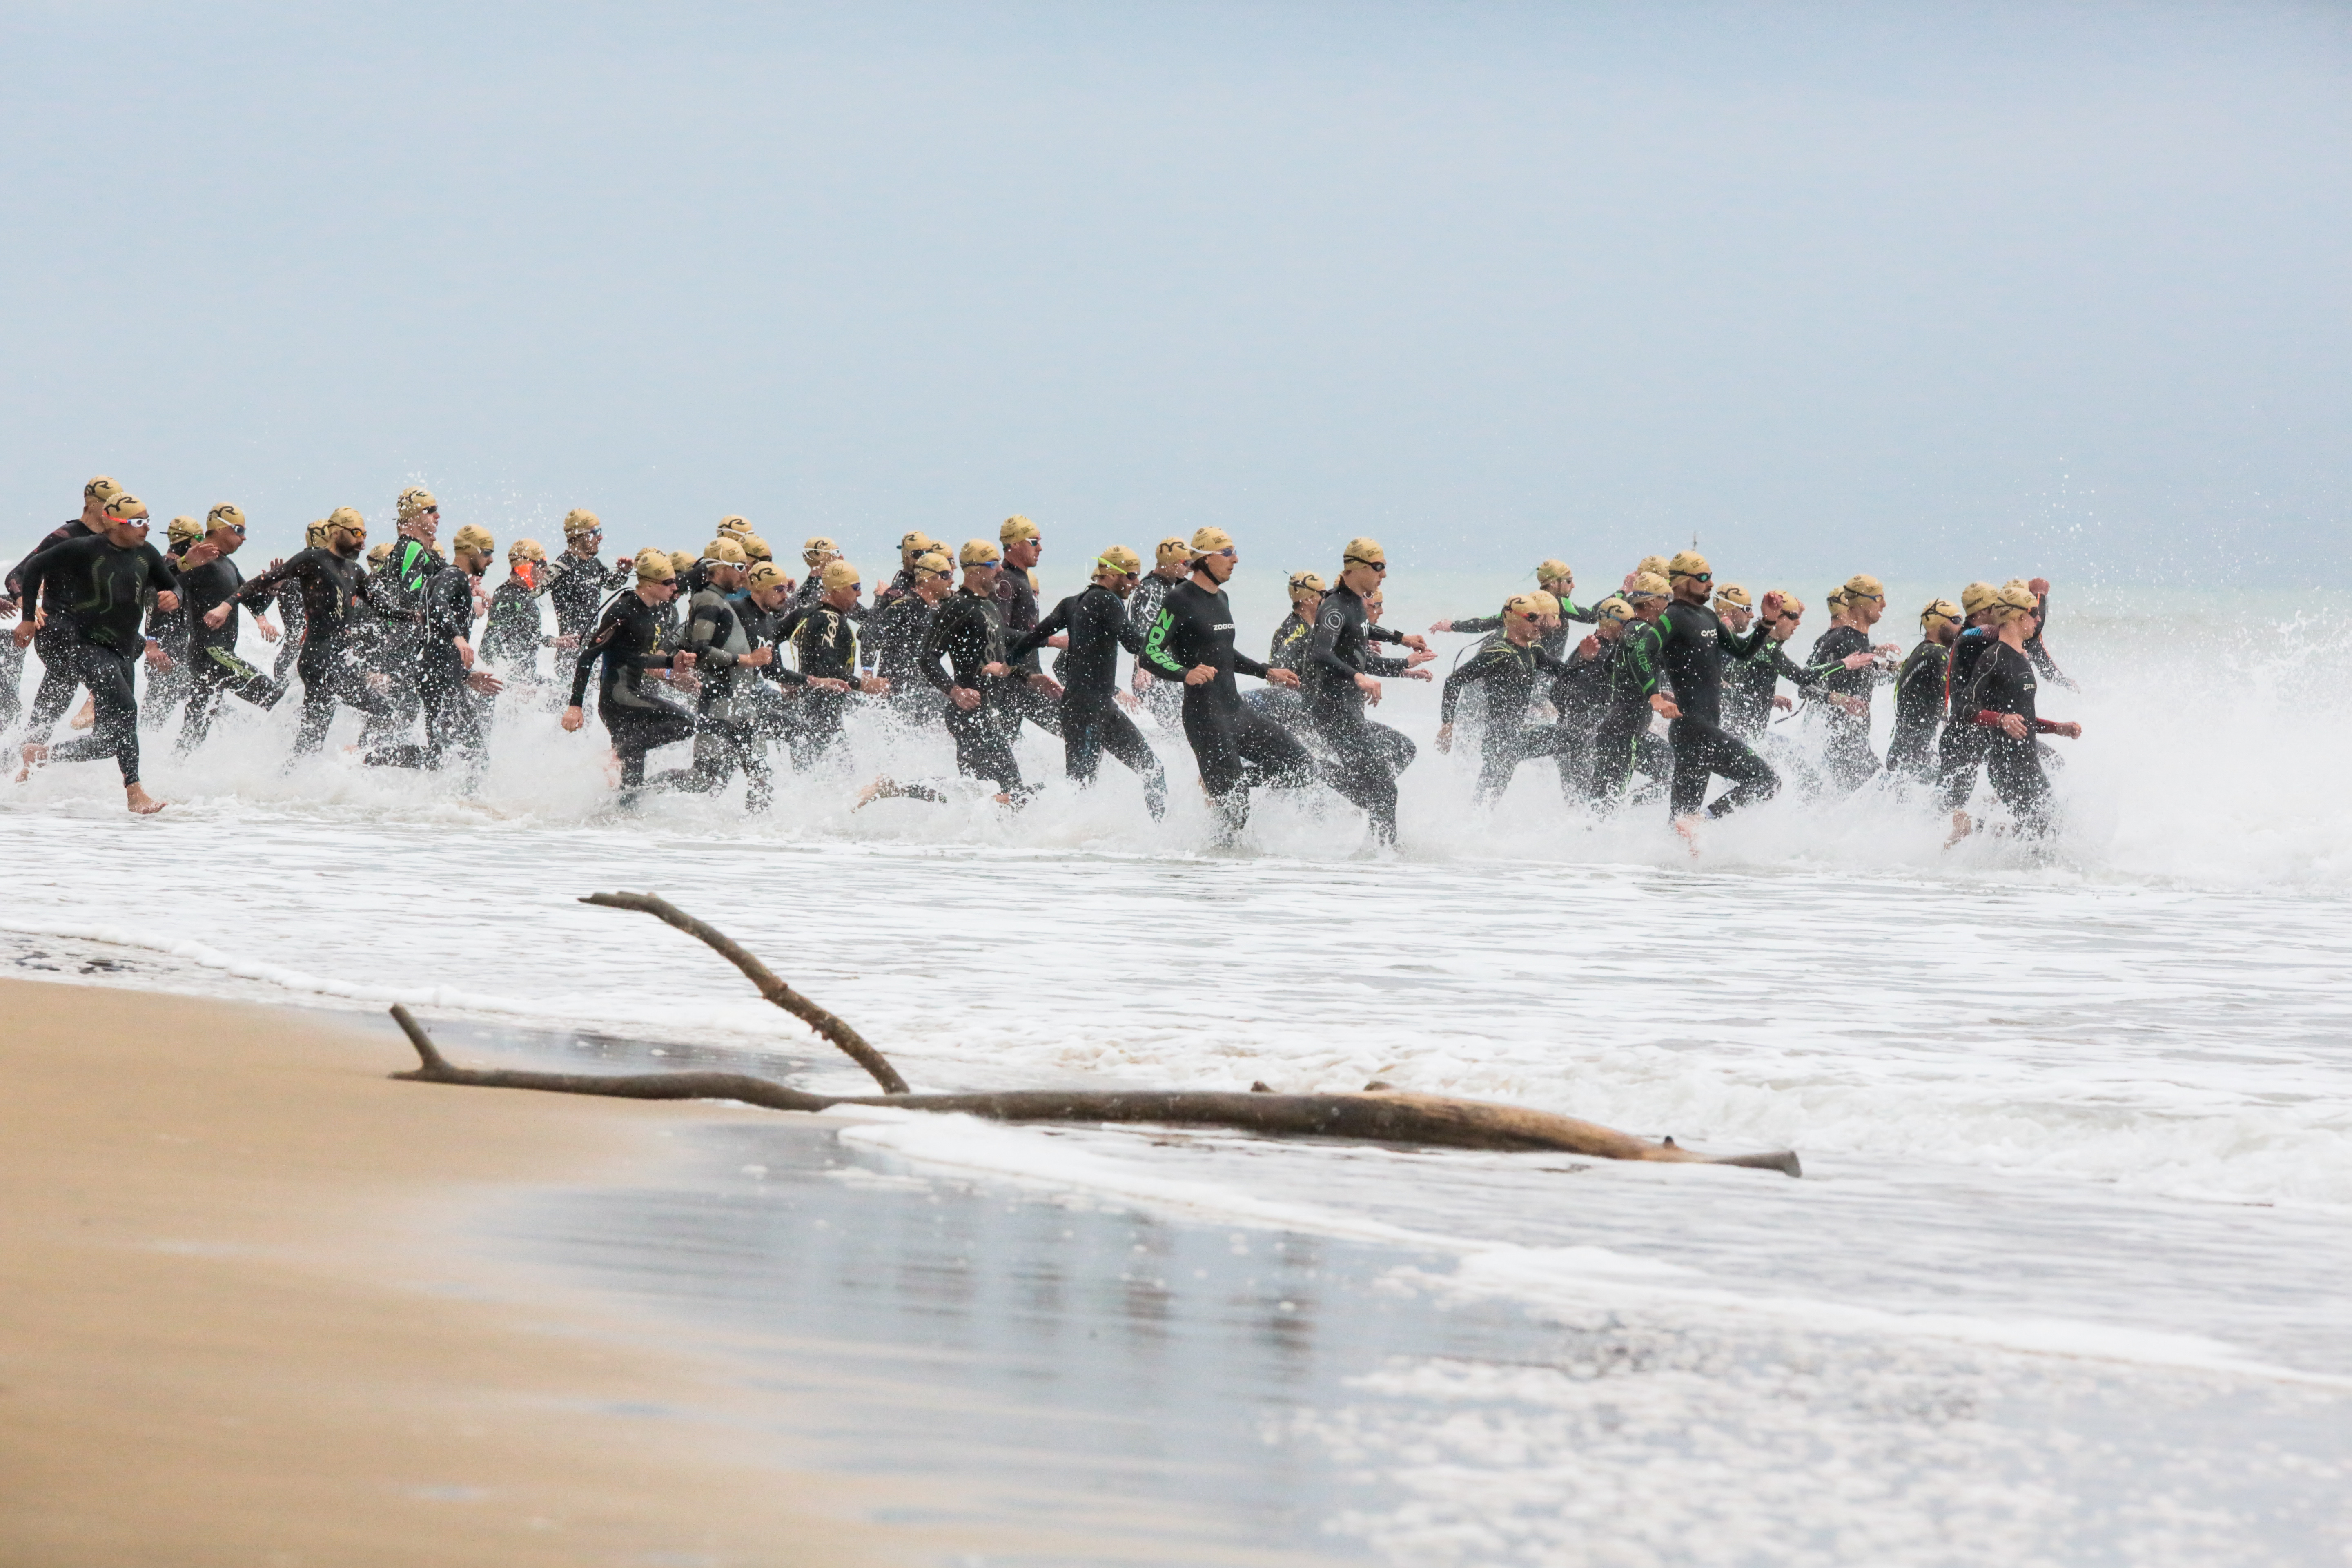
[1949,581,2082,844]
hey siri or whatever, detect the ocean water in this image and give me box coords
[4,577,2348,1562]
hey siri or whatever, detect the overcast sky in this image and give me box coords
[3,0,2345,585]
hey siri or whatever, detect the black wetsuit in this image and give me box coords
[987,565,1061,739]
[140,543,196,730]
[1656,598,1776,819]
[546,550,633,648]
[1936,626,1999,811]
[1013,583,1166,817]
[481,575,556,674]
[234,545,395,757]
[1303,584,1415,845]
[11,533,182,786]
[570,591,697,797]
[1587,621,1671,807]
[675,586,800,807]
[174,553,285,751]
[864,591,938,703]
[365,564,488,775]
[359,537,443,752]
[1441,636,1575,803]
[1808,624,1882,792]
[921,587,1030,801]
[1138,577,1315,833]
[776,600,864,768]
[1888,639,1950,781]
[1126,571,1187,727]
[9,518,96,737]
[1961,640,2058,831]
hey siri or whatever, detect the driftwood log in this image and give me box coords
[386,891,1800,1178]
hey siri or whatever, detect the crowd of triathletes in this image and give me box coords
[5,475,2077,845]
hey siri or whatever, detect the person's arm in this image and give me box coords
[10,534,91,616]
[567,606,617,706]
[1723,617,1769,658]
[1446,613,1504,634]
[684,596,737,669]
[1137,604,1190,682]
[5,522,80,604]
[1007,596,1071,662]
[1438,646,1506,724]
[1232,648,1272,680]
[1304,604,1356,683]
[918,602,962,693]
[1114,594,1150,658]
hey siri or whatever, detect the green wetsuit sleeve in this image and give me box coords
[1138,606,1189,681]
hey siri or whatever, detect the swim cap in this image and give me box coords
[913,550,952,577]
[305,520,330,548]
[1960,581,1999,616]
[1826,588,1849,612]
[1637,555,1670,579]
[960,539,1003,568]
[563,508,602,539]
[102,493,150,523]
[1503,593,1546,621]
[716,515,750,537]
[1593,597,1636,623]
[1530,590,1561,617]
[1536,559,1572,586]
[634,548,676,583]
[668,550,696,576]
[802,535,839,564]
[1669,550,1711,579]
[327,506,366,535]
[508,538,546,564]
[1991,581,2039,620]
[1842,572,1886,602]
[1775,591,1807,617]
[1287,570,1327,601]
[898,530,936,561]
[165,516,203,546]
[1190,526,1234,556]
[820,559,860,592]
[739,534,773,562]
[1000,514,1040,545]
[85,475,122,505]
[703,538,748,566]
[206,503,247,533]
[1920,597,1961,633]
[396,486,438,522]
[745,561,791,593]
[1714,583,1753,610]
[1343,537,1387,568]
[1096,544,1142,577]
[1626,571,1670,601]
[452,523,495,556]
[1155,536,1191,567]
[367,543,391,570]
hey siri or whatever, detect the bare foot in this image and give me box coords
[125,783,167,815]
[69,696,96,731]
[855,775,896,810]
[1672,814,1702,856]
[15,742,47,783]
[1945,811,1973,849]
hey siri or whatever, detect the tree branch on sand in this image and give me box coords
[386,893,1801,1178]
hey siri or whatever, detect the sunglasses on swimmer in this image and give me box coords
[1348,558,1388,572]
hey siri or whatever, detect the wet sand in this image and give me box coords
[0,978,1298,1568]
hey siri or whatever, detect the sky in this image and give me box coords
[2,0,2346,586]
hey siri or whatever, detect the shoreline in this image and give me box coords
[0,978,1330,1567]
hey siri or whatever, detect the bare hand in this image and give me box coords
[555,634,579,650]
[1046,634,1069,649]
[2029,578,2051,596]
[1404,648,1436,667]
[1772,695,1793,712]
[982,661,1009,678]
[2053,720,2082,739]
[1835,695,1867,716]
[12,620,34,650]
[155,590,180,613]
[1429,620,1453,633]
[860,677,890,695]
[1758,591,1782,617]
[1267,668,1301,689]
[255,616,278,643]
[465,670,504,696]
[1114,690,1139,711]
[671,651,697,670]
[1027,673,1062,697]
[1842,651,1873,670]
[1436,723,1453,754]
[203,605,232,630]
[742,646,774,668]
[144,644,172,670]
[455,638,474,670]
[1184,663,1216,686]
[810,677,851,693]
[365,673,390,693]
[1575,635,1599,661]
[1998,712,2029,739]
[1400,633,1430,653]
[951,684,982,710]
[561,705,586,732]
[180,541,222,568]
[1651,695,1681,720]
[1356,674,1383,705]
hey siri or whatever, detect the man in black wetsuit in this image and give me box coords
[678,547,834,807]
[1934,580,2003,828]
[1887,597,1961,782]
[365,524,506,778]
[1430,558,1595,646]
[139,516,204,731]
[916,538,1031,805]
[987,514,1064,742]
[233,508,393,759]
[10,493,182,813]
[480,538,564,699]
[545,510,633,654]
[1437,593,1579,804]
[1654,550,1780,833]
[177,503,287,752]
[359,487,448,755]
[1125,536,1192,731]
[1806,572,1901,793]
[1010,543,1167,818]
[1581,577,1676,810]
[7,475,134,745]
[1301,537,1433,848]
[1948,581,2082,841]
[561,548,700,804]
[873,531,940,610]
[864,549,953,717]
[776,559,889,770]
[1135,526,1308,839]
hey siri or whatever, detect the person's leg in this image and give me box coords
[1061,700,1106,787]
[1987,737,2056,835]
[1093,704,1167,819]
[948,703,1028,800]
[177,662,225,753]
[48,649,142,785]
[1315,712,1399,844]
[22,628,84,743]
[1182,699,1250,835]
[1586,725,1640,810]
[1670,717,1778,820]
[291,654,341,757]
[0,634,24,731]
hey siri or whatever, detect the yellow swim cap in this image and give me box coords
[960,538,1003,568]
[1669,550,1711,579]
[1096,544,1143,577]
[635,548,677,583]
[166,515,203,546]
[1190,526,1234,556]
[1920,597,1962,633]
[508,537,546,564]
[1343,537,1386,568]
[562,508,602,539]
[1714,583,1753,610]
[912,550,953,577]
[1287,570,1327,601]
[703,538,748,566]
[396,486,439,522]
[1536,558,1572,585]
[103,493,150,522]
[452,523,495,556]
[820,559,860,592]
[1626,572,1670,600]
[1155,535,1190,567]
[1000,514,1040,544]
[744,561,790,593]
[1842,572,1886,602]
